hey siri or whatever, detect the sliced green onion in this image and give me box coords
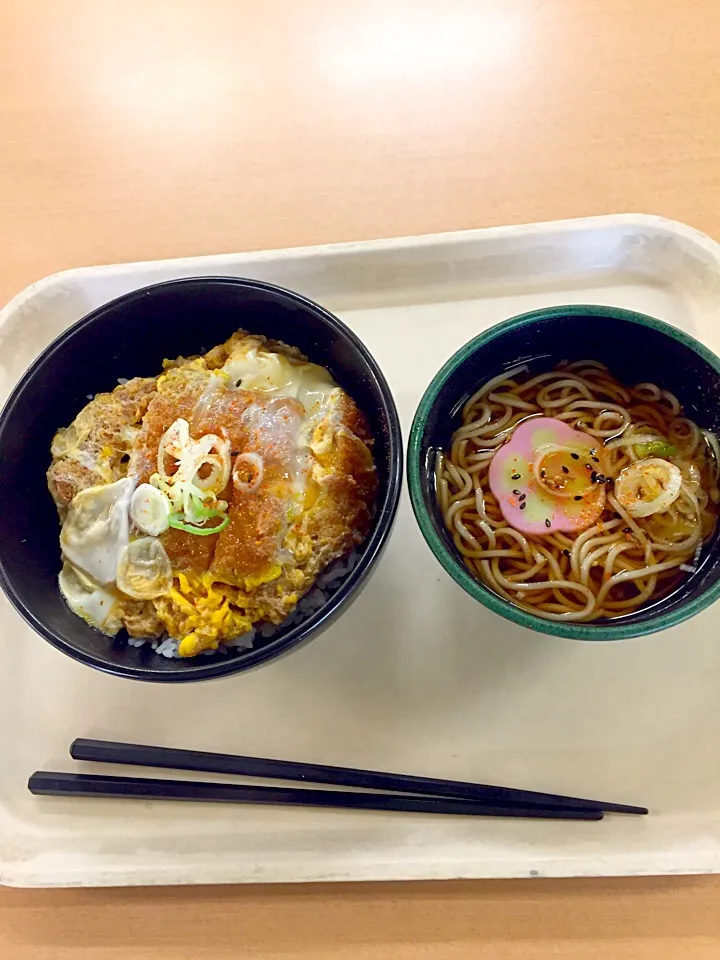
[191,495,224,519]
[150,472,172,495]
[635,440,677,459]
[167,513,230,536]
[184,490,228,525]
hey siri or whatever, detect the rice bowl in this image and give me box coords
[0,277,402,680]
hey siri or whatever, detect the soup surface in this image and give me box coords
[436,360,719,622]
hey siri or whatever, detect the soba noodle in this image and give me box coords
[437,360,719,621]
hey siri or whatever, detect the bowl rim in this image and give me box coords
[407,303,720,641]
[0,275,403,680]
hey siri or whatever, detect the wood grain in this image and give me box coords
[2,877,720,960]
[1,0,720,957]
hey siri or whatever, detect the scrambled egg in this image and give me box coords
[48,332,377,656]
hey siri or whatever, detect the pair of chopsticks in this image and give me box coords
[28,739,648,821]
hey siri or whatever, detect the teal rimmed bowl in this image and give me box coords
[407,305,720,640]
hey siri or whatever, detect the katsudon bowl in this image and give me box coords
[0,277,402,682]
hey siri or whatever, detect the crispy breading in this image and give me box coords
[49,332,378,654]
[47,377,157,515]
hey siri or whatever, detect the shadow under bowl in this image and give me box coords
[408,304,720,640]
[0,277,402,680]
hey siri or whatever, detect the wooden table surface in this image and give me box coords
[2,1,720,957]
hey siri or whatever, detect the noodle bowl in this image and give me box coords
[436,360,720,622]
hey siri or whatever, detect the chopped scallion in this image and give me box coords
[635,440,677,459]
[167,513,230,536]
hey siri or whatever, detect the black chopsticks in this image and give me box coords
[27,772,603,820]
[26,738,649,822]
[69,738,648,815]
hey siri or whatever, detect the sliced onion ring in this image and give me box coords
[233,452,264,494]
[190,456,223,492]
[116,537,173,600]
[179,433,231,493]
[157,418,190,480]
[130,483,171,536]
[614,457,683,518]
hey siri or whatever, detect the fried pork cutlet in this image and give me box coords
[49,332,378,657]
[48,377,157,516]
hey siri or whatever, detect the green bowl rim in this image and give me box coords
[407,304,720,640]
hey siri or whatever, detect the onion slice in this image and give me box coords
[177,432,231,494]
[703,428,720,482]
[157,418,190,480]
[116,537,173,599]
[614,458,683,518]
[232,452,264,494]
[130,483,171,536]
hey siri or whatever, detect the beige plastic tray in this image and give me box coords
[1,214,720,887]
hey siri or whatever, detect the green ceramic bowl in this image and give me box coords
[407,305,720,640]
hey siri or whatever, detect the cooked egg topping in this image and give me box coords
[58,563,123,635]
[60,477,135,584]
[52,332,378,656]
[223,341,336,417]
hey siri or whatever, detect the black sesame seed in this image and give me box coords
[513,489,521,495]
[571,453,579,460]
[540,469,546,478]
[511,473,521,480]
[562,465,569,474]
[545,518,551,528]
[623,527,631,533]
[519,494,526,501]
[563,549,570,557]
[574,495,582,501]
[585,463,592,470]
[592,457,600,463]
[519,502,526,510]
[590,449,597,456]
[590,471,597,483]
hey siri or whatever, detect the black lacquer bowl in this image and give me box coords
[0,278,402,680]
[408,305,720,640]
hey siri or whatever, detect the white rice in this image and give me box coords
[125,550,360,658]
